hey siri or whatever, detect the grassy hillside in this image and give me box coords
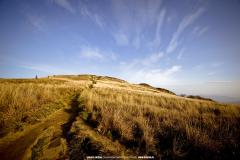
[0,78,76,136]
[0,75,239,160]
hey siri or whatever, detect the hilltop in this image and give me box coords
[0,75,239,160]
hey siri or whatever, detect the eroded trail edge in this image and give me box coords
[62,93,82,143]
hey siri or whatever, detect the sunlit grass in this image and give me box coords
[0,76,239,159]
[0,80,75,136]
[80,87,240,159]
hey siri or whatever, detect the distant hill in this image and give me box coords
[51,74,127,83]
[139,83,176,95]
[179,94,215,102]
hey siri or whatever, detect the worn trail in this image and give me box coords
[0,101,75,160]
[0,90,129,159]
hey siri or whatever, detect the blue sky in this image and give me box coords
[1,0,240,100]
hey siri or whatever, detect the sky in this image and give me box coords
[0,0,240,101]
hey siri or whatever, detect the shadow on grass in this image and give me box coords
[61,93,82,143]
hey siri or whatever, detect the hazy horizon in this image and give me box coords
[1,0,240,101]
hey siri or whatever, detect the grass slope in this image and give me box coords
[0,75,239,160]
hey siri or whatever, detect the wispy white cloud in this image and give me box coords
[121,52,164,70]
[80,4,104,28]
[166,39,180,54]
[206,81,232,84]
[119,50,181,86]
[178,8,205,34]
[112,0,162,31]
[163,65,182,76]
[112,0,163,48]
[51,0,75,13]
[78,46,117,61]
[142,52,164,66]
[121,65,182,86]
[79,46,104,60]
[167,8,205,53]
[207,72,216,76]
[177,48,185,60]
[94,15,104,28]
[110,52,117,61]
[113,32,129,46]
[27,15,45,31]
[212,62,224,68]
[205,62,224,76]
[149,9,166,48]
[192,26,208,37]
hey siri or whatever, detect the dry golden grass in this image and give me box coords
[0,80,77,136]
[0,76,239,159]
[79,87,240,159]
[0,78,66,84]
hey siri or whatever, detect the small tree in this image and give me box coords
[35,75,38,79]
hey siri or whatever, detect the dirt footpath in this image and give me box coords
[0,109,70,160]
